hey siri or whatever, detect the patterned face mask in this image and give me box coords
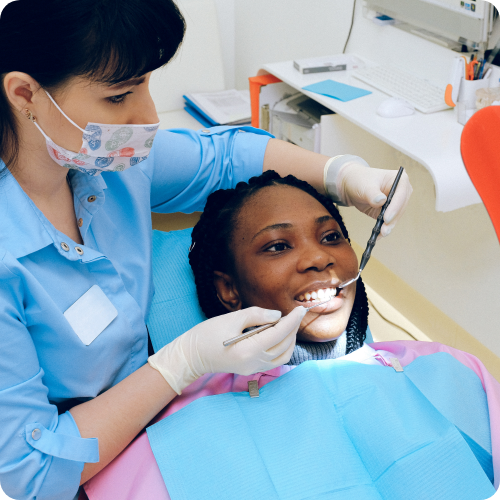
[29,90,160,176]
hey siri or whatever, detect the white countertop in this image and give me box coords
[262,60,481,212]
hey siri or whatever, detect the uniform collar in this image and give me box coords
[0,161,107,260]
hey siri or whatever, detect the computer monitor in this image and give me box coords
[364,0,497,51]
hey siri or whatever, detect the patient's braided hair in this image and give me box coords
[189,170,369,353]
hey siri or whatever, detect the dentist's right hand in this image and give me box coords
[148,306,306,394]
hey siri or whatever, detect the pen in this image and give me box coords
[474,60,481,80]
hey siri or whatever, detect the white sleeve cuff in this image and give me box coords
[323,154,370,205]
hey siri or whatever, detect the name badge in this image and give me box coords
[64,285,118,345]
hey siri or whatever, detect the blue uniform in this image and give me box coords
[0,126,271,500]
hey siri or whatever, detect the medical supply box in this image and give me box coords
[293,55,365,74]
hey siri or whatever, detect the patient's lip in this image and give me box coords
[294,280,341,300]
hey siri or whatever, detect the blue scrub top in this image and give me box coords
[0,125,272,500]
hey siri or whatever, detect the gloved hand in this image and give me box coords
[334,160,412,238]
[148,306,306,395]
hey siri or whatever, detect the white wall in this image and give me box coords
[233,0,356,89]
[214,0,236,89]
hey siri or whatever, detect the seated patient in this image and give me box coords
[189,170,369,363]
[84,172,499,500]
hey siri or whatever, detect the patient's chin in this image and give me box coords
[297,316,346,343]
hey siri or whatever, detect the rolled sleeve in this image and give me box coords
[144,125,273,213]
[0,254,98,500]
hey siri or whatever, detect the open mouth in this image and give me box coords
[295,287,339,306]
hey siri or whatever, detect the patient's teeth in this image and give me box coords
[317,289,325,299]
[311,291,318,299]
[305,292,311,301]
[299,295,304,301]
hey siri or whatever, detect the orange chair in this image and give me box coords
[461,106,500,243]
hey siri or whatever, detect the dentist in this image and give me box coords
[0,0,412,499]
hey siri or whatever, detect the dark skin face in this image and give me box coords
[214,185,359,342]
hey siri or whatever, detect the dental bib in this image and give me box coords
[147,353,494,500]
[31,91,160,176]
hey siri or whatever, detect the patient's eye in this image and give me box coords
[322,231,343,244]
[264,242,290,253]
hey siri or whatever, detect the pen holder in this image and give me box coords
[455,76,490,125]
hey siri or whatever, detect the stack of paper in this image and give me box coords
[183,89,251,127]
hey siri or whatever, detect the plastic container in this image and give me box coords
[455,76,490,125]
[476,86,500,110]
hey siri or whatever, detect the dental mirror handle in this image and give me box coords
[222,299,332,347]
[359,167,404,273]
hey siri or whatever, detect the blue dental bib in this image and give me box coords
[147,353,494,500]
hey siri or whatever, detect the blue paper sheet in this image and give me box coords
[147,353,494,500]
[303,79,372,102]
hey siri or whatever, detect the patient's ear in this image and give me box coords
[213,271,242,312]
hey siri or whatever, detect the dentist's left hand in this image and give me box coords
[336,162,413,238]
[148,306,306,395]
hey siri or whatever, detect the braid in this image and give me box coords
[189,170,369,347]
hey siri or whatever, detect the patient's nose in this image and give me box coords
[297,244,335,273]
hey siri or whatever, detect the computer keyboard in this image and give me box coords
[352,65,449,113]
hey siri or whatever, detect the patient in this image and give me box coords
[189,170,369,363]
[84,171,499,500]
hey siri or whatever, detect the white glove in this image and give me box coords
[325,156,413,238]
[148,306,306,394]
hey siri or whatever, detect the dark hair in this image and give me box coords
[0,0,185,172]
[189,171,369,354]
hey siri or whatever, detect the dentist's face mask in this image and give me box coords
[30,91,160,176]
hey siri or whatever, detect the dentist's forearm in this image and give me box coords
[263,139,329,194]
[70,363,177,484]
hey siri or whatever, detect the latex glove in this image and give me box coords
[337,161,412,238]
[148,306,306,394]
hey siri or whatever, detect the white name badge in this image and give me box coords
[64,285,118,345]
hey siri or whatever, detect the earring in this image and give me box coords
[24,109,36,122]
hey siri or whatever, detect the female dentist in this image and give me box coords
[0,1,412,499]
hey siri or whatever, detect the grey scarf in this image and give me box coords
[287,331,347,365]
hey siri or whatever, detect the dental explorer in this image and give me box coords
[222,167,405,347]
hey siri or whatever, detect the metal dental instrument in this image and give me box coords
[223,167,404,348]
[222,299,333,347]
[356,166,404,276]
[320,167,405,294]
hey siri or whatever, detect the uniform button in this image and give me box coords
[87,195,97,203]
[78,218,83,227]
[32,428,41,441]
[75,246,84,256]
[60,242,70,252]
[202,129,210,133]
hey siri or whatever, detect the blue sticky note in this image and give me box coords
[303,79,372,102]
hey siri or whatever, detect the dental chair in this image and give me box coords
[461,105,500,244]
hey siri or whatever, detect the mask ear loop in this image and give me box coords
[44,90,87,133]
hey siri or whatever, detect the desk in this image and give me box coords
[262,59,481,213]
